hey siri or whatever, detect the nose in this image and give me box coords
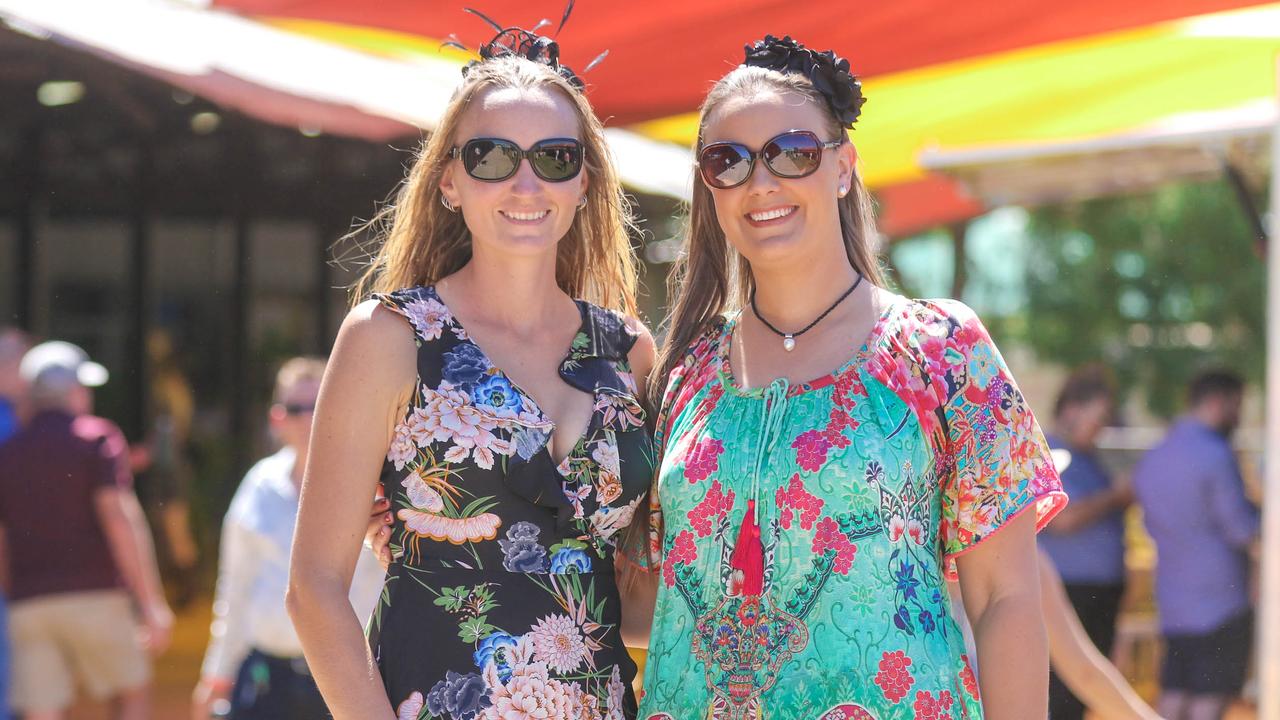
[744,155,781,196]
[509,157,542,196]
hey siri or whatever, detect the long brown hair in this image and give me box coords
[649,66,885,409]
[351,56,639,316]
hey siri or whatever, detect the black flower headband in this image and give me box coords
[742,35,866,129]
[444,2,608,91]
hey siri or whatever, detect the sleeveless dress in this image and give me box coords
[369,286,653,720]
[636,297,1067,720]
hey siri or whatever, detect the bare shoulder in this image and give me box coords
[624,316,657,385]
[328,300,417,395]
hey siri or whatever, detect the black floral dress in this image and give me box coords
[369,286,652,720]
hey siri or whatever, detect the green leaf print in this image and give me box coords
[458,616,497,644]
[433,586,469,613]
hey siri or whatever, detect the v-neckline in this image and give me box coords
[428,285,595,468]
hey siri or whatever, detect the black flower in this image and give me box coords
[457,4,597,90]
[742,35,866,128]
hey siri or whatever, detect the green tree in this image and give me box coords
[1021,179,1265,418]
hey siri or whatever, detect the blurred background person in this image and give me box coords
[134,329,201,609]
[0,327,31,720]
[191,357,384,720]
[0,328,30,441]
[1040,364,1133,720]
[0,341,172,720]
[1134,369,1257,720]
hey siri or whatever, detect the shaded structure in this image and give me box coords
[0,26,407,474]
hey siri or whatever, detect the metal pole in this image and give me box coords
[1258,55,1280,720]
[948,221,969,299]
[127,140,153,440]
[14,127,40,329]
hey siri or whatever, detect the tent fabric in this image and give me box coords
[212,0,1273,124]
[249,3,1280,234]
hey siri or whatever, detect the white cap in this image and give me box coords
[19,341,109,391]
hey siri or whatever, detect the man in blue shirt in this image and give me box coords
[1040,365,1132,720]
[1134,369,1258,720]
[0,329,29,444]
[0,327,30,720]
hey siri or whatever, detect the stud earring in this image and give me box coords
[577,196,588,210]
[838,185,848,198]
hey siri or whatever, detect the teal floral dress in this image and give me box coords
[636,297,1066,720]
[370,286,653,720]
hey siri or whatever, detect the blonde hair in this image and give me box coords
[351,56,639,316]
[650,66,885,407]
[274,356,327,404]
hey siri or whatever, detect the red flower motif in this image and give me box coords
[682,437,724,483]
[874,650,915,704]
[775,474,824,530]
[792,429,833,472]
[912,689,954,720]
[812,516,858,574]
[959,655,980,700]
[687,480,735,538]
[662,530,698,587]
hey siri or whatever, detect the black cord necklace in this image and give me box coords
[751,273,863,352]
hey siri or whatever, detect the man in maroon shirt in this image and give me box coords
[0,341,173,720]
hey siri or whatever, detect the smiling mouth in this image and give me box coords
[746,206,797,223]
[500,209,550,222]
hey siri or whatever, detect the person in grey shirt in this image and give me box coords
[1133,369,1258,720]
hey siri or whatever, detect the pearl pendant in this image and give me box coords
[782,335,796,352]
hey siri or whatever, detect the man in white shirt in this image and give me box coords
[191,357,384,719]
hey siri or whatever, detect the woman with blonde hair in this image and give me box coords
[632,36,1067,719]
[287,18,655,720]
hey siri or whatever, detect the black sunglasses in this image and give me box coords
[282,403,315,416]
[697,130,842,189]
[448,137,584,183]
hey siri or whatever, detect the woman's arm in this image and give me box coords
[1038,552,1163,720]
[286,301,415,720]
[956,510,1048,720]
[617,318,658,648]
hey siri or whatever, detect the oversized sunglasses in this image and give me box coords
[697,130,842,189]
[448,137,584,183]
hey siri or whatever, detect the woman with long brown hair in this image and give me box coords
[287,21,655,720]
[633,37,1067,720]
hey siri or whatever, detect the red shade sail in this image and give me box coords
[211,0,1272,124]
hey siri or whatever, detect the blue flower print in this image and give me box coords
[549,547,593,574]
[967,340,1000,389]
[918,609,936,634]
[499,522,548,573]
[473,631,519,680]
[424,670,491,720]
[442,343,489,390]
[513,427,550,461]
[892,605,914,635]
[506,521,541,543]
[473,374,522,413]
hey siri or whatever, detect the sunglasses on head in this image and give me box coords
[697,130,843,190]
[448,137,584,183]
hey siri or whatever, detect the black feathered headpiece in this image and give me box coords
[742,35,866,129]
[443,1,608,90]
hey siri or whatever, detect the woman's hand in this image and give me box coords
[367,494,394,571]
